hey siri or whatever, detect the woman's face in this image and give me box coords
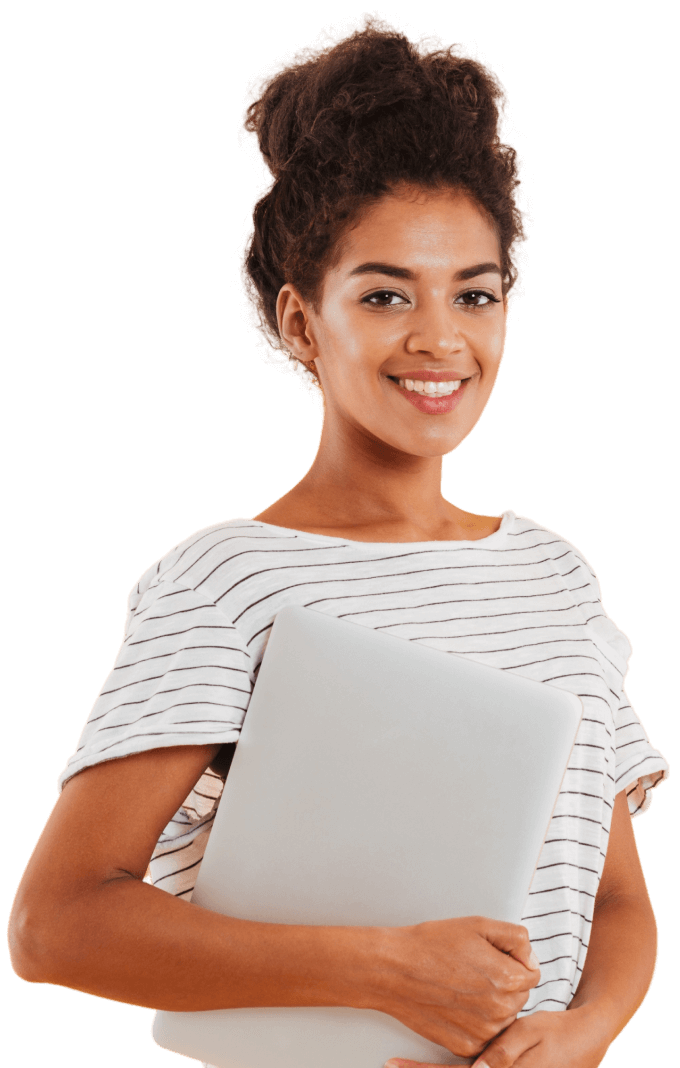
[278,185,507,459]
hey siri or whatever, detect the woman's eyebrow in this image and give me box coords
[347,261,501,281]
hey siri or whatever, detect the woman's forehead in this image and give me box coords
[333,188,501,275]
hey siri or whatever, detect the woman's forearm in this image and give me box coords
[568,891,657,1043]
[13,873,385,1012]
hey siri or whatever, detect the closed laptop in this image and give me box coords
[154,605,582,1068]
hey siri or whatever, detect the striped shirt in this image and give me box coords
[58,510,668,1015]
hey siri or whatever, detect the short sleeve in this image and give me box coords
[584,602,670,815]
[57,574,253,791]
[614,689,669,815]
[569,557,670,816]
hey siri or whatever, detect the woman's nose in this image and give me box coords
[404,301,465,358]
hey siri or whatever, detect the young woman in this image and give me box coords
[9,21,669,1068]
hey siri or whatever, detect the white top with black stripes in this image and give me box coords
[58,510,669,1015]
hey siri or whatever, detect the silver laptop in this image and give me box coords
[154,605,582,1068]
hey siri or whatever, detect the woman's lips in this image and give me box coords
[389,376,468,414]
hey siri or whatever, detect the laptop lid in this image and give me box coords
[154,604,582,1068]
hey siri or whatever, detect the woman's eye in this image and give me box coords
[362,288,405,305]
[456,290,493,307]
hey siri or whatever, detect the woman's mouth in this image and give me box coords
[387,375,469,414]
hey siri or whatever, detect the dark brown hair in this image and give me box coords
[244,18,523,375]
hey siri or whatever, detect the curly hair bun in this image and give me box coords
[247,21,503,181]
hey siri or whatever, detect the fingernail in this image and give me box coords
[529,949,540,969]
[383,1061,404,1068]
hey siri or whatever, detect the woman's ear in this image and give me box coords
[276,283,317,371]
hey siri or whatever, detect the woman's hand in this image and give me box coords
[371,916,541,1059]
[383,1005,612,1068]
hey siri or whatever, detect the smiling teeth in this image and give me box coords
[398,378,461,395]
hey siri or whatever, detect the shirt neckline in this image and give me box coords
[232,510,515,550]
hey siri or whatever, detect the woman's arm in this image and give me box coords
[563,784,658,1037]
[8,744,380,1011]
